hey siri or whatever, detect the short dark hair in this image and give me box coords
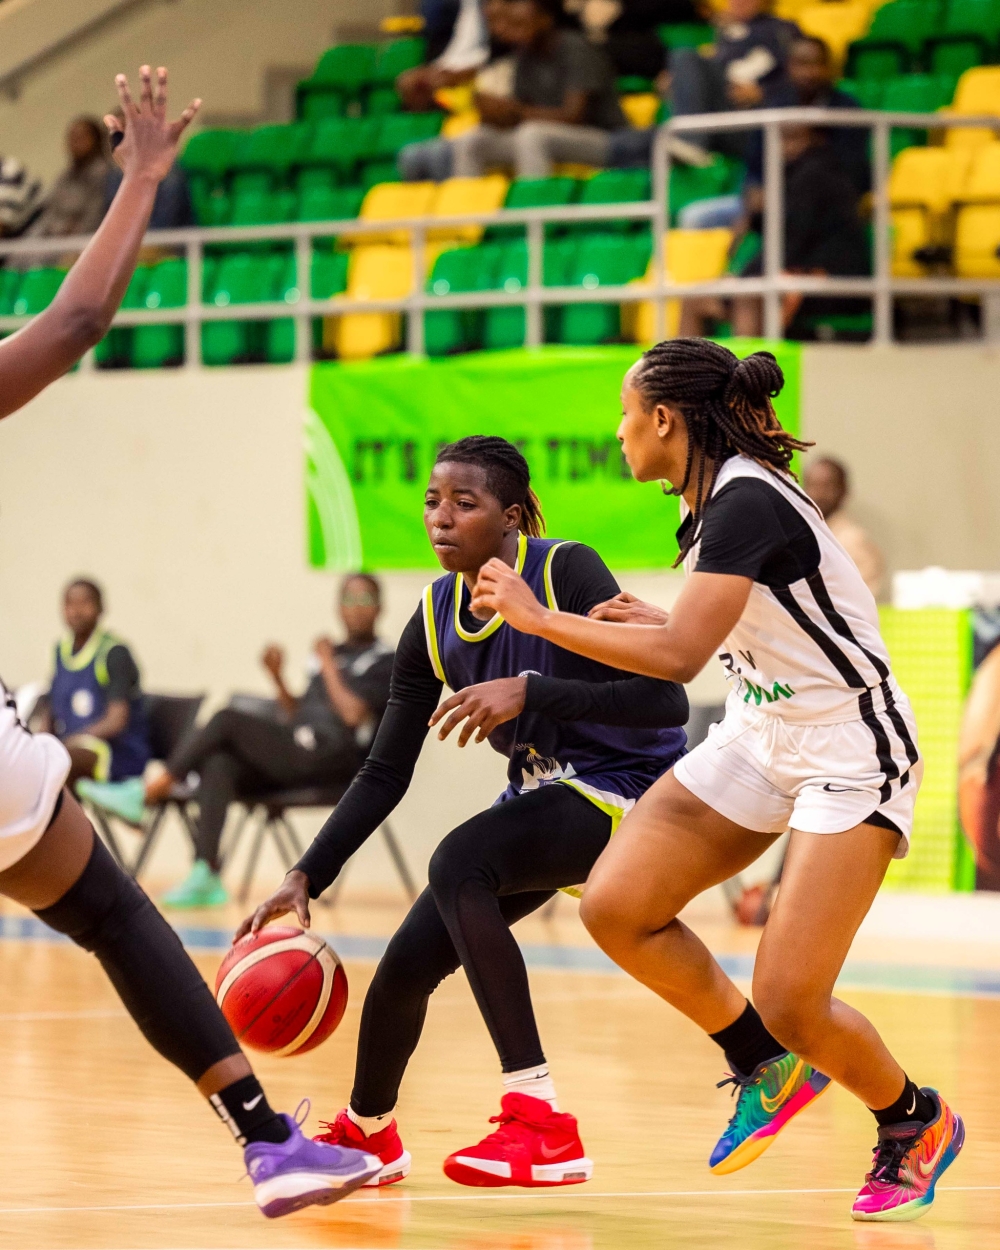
[65,578,103,611]
[341,572,381,601]
[810,456,849,490]
[793,34,832,64]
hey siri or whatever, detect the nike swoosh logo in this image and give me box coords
[539,1142,572,1159]
[907,1093,916,1115]
[822,784,862,792]
[916,1129,948,1180]
[760,1059,806,1114]
[242,1094,264,1111]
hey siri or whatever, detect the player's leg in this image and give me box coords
[580,770,831,1173]
[752,821,964,1221]
[316,883,552,1185]
[0,790,380,1215]
[426,785,612,1187]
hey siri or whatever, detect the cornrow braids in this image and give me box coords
[631,338,813,565]
[434,435,546,538]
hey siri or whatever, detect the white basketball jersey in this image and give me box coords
[682,455,898,725]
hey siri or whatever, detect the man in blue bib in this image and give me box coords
[45,579,150,787]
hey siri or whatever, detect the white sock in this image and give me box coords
[347,1106,394,1136]
[503,1065,559,1111]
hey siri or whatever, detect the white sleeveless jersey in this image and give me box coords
[683,455,899,726]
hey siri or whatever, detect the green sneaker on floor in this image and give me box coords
[161,860,229,909]
[76,776,146,826]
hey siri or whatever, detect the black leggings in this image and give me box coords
[169,708,357,869]
[352,784,612,1117]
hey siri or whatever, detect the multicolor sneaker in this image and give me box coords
[314,1110,411,1186]
[710,1051,831,1174]
[443,1093,592,1188]
[76,776,145,826]
[852,1090,964,1222]
[162,860,229,908]
[244,1110,381,1218]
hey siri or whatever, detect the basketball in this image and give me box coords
[215,926,348,1057]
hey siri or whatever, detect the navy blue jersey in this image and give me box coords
[422,534,686,823]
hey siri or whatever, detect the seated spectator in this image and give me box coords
[803,456,886,599]
[44,579,150,788]
[0,156,43,239]
[398,0,493,112]
[571,0,699,78]
[669,0,799,157]
[14,118,110,269]
[146,574,394,909]
[103,109,194,231]
[411,0,625,179]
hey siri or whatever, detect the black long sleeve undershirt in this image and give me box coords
[295,543,688,897]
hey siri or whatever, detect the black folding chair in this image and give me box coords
[84,693,205,877]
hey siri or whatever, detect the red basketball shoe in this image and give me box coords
[443,1093,593,1188]
[314,1110,411,1186]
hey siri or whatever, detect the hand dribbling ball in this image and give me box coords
[215,926,348,1056]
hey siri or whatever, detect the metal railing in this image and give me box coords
[1,105,998,366]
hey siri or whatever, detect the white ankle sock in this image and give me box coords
[503,1065,559,1111]
[347,1106,394,1136]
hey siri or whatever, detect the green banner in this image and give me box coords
[307,342,801,571]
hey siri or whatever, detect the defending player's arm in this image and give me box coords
[0,67,200,421]
[235,609,443,936]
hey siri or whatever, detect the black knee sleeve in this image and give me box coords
[35,836,241,1082]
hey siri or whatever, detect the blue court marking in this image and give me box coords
[4,914,1000,999]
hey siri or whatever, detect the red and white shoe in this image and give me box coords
[443,1093,593,1188]
[314,1110,411,1187]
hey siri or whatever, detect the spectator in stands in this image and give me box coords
[569,0,700,78]
[407,0,625,179]
[145,574,395,909]
[669,0,799,157]
[15,118,110,267]
[398,0,493,112]
[43,579,150,789]
[803,456,886,600]
[103,109,194,231]
[0,156,43,239]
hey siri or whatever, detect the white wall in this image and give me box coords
[0,0,394,186]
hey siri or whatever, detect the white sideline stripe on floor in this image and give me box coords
[0,1184,995,1215]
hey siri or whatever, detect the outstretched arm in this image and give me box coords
[0,65,200,421]
[472,560,752,684]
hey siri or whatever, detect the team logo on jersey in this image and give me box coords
[719,653,796,706]
[519,750,577,791]
[71,689,95,719]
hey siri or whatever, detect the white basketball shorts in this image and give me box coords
[0,699,70,871]
[673,692,921,858]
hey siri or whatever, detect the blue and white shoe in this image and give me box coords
[245,1108,381,1218]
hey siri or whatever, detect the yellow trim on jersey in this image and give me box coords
[542,541,566,610]
[72,734,112,782]
[556,778,631,897]
[453,531,529,643]
[59,628,116,676]
[421,585,447,685]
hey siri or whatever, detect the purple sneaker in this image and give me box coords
[245,1109,381,1218]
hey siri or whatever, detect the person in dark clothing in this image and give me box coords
[669,0,800,156]
[732,123,870,336]
[571,0,699,78]
[746,36,869,197]
[139,574,393,909]
[237,435,687,1192]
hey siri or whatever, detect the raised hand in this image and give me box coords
[234,869,311,941]
[261,644,284,680]
[588,591,670,626]
[471,559,547,634]
[104,65,200,185]
[428,676,527,746]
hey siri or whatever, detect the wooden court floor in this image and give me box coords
[0,911,997,1250]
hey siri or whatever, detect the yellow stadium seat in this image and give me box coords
[890,147,961,214]
[796,2,871,65]
[955,204,1000,276]
[358,181,437,244]
[953,66,1000,115]
[891,207,933,276]
[625,229,732,341]
[619,93,661,129]
[331,244,413,360]
[430,174,510,242]
[962,141,1000,201]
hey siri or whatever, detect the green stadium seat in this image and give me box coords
[306,117,378,173]
[882,72,957,110]
[424,245,481,355]
[839,76,887,107]
[132,259,187,368]
[617,75,656,93]
[852,46,908,81]
[560,233,650,344]
[928,37,986,76]
[202,251,275,365]
[929,0,1000,60]
[361,161,400,191]
[487,176,578,239]
[366,88,402,115]
[373,111,443,159]
[847,0,943,74]
[374,38,426,85]
[297,184,365,221]
[261,250,308,364]
[657,22,714,49]
[483,240,527,349]
[569,168,651,236]
[312,249,350,298]
[12,268,65,315]
[310,44,379,92]
[668,156,743,223]
[231,170,273,197]
[0,267,21,316]
[234,123,312,175]
[95,266,148,368]
[180,128,244,178]
[542,236,579,341]
[301,89,344,121]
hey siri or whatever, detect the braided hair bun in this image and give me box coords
[631,338,812,563]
